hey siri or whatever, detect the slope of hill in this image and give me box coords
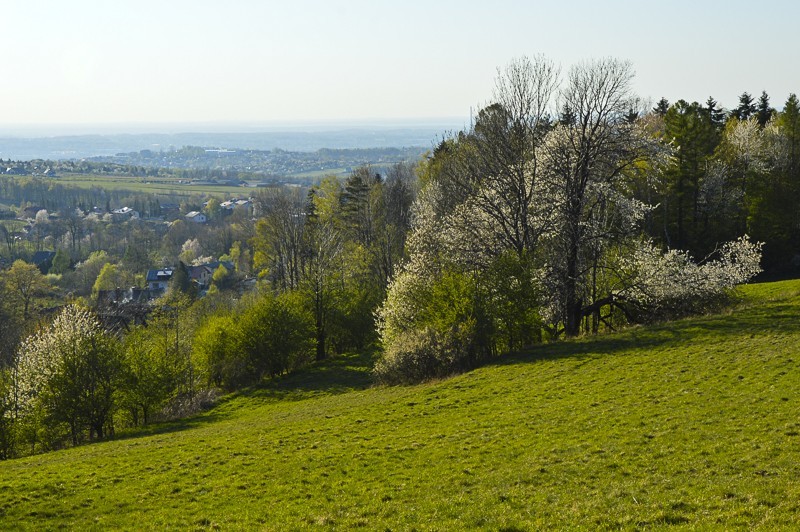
[2,281,800,529]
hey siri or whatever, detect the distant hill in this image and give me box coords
[2,280,798,528]
[0,123,466,160]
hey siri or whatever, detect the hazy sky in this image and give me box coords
[2,0,798,130]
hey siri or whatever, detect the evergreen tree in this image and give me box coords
[704,96,726,130]
[170,261,196,297]
[559,103,576,126]
[733,92,757,121]
[653,97,670,116]
[756,90,774,127]
[662,100,718,252]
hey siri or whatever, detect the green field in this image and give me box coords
[54,174,247,198]
[2,280,800,529]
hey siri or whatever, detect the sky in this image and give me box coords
[1,0,799,133]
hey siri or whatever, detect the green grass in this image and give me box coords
[53,174,247,198]
[2,280,800,529]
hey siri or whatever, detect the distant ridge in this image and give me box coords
[0,123,467,161]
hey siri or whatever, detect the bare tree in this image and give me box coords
[433,56,560,263]
[251,188,306,290]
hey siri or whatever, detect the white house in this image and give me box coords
[185,211,207,224]
[111,207,140,220]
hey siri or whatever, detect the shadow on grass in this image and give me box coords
[495,292,800,368]
[113,410,226,442]
[113,352,376,443]
[114,286,800,442]
[218,350,377,405]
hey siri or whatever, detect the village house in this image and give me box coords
[185,211,207,224]
[146,267,174,292]
[111,207,140,221]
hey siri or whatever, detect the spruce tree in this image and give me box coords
[756,90,774,127]
[733,92,756,121]
[704,96,726,130]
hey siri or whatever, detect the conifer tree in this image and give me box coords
[653,97,670,116]
[756,90,774,127]
[733,92,757,121]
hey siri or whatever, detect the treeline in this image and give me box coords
[648,91,800,272]
[375,57,768,382]
[0,175,167,217]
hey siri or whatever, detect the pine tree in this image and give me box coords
[559,103,576,126]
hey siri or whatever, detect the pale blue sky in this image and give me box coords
[2,0,798,130]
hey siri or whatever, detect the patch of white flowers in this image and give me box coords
[15,305,103,412]
[621,236,763,308]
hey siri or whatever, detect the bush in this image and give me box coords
[194,291,314,390]
[375,268,492,384]
[373,322,478,385]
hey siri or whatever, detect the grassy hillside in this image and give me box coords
[2,281,800,529]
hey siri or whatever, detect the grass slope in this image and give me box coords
[2,281,800,530]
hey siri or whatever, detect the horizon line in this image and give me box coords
[0,117,471,138]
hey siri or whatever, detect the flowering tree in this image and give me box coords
[375,56,763,383]
[16,305,122,446]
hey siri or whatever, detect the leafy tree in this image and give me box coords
[71,251,112,297]
[1,260,50,319]
[193,313,242,389]
[49,248,71,275]
[120,328,180,425]
[204,198,222,220]
[237,291,314,380]
[92,262,136,299]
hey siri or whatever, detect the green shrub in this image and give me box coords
[195,291,314,389]
[375,269,492,384]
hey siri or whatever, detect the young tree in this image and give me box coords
[120,327,180,425]
[49,248,71,275]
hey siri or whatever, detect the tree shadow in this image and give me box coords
[111,352,376,444]
[493,292,800,368]
[218,350,376,405]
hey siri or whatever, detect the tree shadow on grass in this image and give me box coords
[493,294,800,369]
[113,352,376,443]
[219,350,377,405]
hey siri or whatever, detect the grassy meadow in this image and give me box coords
[1,280,800,529]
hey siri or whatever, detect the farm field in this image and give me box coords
[52,174,251,198]
[1,280,799,529]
